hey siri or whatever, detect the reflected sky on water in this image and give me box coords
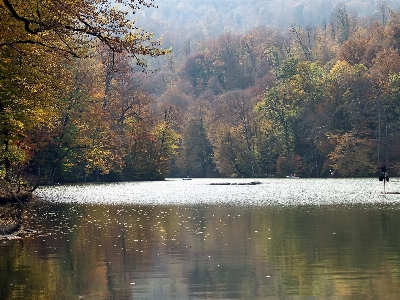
[1,178,400,299]
[32,177,400,206]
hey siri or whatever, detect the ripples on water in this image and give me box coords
[2,178,400,300]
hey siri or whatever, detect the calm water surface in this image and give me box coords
[1,178,400,299]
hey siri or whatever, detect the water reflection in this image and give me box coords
[1,179,400,299]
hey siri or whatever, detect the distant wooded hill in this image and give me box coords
[135,3,400,179]
[137,0,400,50]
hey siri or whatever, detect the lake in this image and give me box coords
[1,178,400,299]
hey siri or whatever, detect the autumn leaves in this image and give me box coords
[0,0,172,186]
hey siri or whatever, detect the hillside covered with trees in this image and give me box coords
[2,0,400,199]
[137,0,400,56]
[149,1,400,178]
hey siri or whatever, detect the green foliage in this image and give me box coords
[168,9,400,178]
[175,109,217,177]
[334,6,351,44]
[4,1,400,184]
[0,0,170,186]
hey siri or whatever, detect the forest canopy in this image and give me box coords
[153,2,400,179]
[2,0,400,194]
[0,0,171,200]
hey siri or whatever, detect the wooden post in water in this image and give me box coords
[379,165,389,194]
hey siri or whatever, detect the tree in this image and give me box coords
[332,5,351,44]
[258,58,324,176]
[0,0,168,201]
[218,90,257,175]
[326,132,375,176]
[24,49,116,183]
[0,0,168,60]
[211,126,248,177]
[0,44,76,187]
[176,104,216,178]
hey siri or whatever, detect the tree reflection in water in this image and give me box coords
[1,179,400,299]
[0,203,23,236]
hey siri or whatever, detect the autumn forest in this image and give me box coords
[2,0,400,198]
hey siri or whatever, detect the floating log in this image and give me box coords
[210,181,262,186]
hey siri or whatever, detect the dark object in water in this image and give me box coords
[379,165,389,181]
[379,175,389,181]
[210,181,262,185]
[379,165,390,194]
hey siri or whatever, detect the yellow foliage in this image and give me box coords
[329,60,351,76]
[327,132,375,176]
[0,0,168,58]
